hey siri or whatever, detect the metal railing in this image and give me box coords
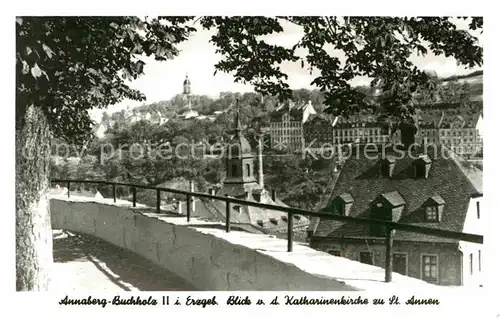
[51,178,484,283]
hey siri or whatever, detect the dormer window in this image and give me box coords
[370,191,406,236]
[257,220,264,227]
[424,195,445,222]
[331,193,354,216]
[380,156,396,178]
[413,155,432,178]
[281,215,288,222]
[269,217,278,225]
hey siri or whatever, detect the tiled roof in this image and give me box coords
[379,191,406,207]
[314,145,482,242]
[429,195,446,205]
[338,193,354,204]
[177,191,309,233]
[417,108,482,129]
[270,100,309,120]
[303,113,334,125]
[333,114,380,129]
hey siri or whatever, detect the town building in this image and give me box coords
[173,109,310,238]
[302,111,400,155]
[269,100,316,152]
[308,138,483,286]
[331,114,399,146]
[302,113,335,152]
[415,106,483,158]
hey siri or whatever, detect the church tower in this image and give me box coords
[183,74,192,110]
[217,101,261,198]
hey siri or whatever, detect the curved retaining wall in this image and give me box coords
[50,197,433,291]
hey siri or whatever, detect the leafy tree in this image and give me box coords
[15,16,195,291]
[17,15,483,291]
[200,16,482,142]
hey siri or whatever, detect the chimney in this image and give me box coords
[208,188,215,197]
[258,137,264,188]
[271,189,277,201]
[176,201,182,215]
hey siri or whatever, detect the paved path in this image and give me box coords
[51,230,196,291]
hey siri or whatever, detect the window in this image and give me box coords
[421,255,438,283]
[359,252,374,265]
[470,253,474,275]
[246,164,251,177]
[232,164,238,177]
[333,203,344,215]
[476,201,480,219]
[328,250,342,257]
[393,253,407,275]
[414,163,427,178]
[426,206,438,222]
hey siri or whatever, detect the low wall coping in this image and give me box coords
[51,194,438,291]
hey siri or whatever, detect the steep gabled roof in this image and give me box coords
[314,145,482,242]
[177,192,309,232]
[336,193,354,204]
[378,191,406,207]
[428,195,446,205]
[270,100,317,122]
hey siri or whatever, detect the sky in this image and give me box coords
[90,17,483,121]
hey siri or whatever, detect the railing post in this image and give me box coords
[225,194,231,233]
[112,183,116,203]
[385,228,395,283]
[67,181,70,198]
[287,213,293,252]
[156,189,161,213]
[186,193,191,222]
[132,186,136,207]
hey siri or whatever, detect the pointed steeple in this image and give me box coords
[234,98,243,135]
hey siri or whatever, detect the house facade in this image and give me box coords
[331,115,396,146]
[415,106,483,158]
[303,114,334,152]
[269,100,317,152]
[309,142,483,286]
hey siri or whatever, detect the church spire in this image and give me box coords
[234,98,243,135]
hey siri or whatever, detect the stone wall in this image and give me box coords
[50,197,436,291]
